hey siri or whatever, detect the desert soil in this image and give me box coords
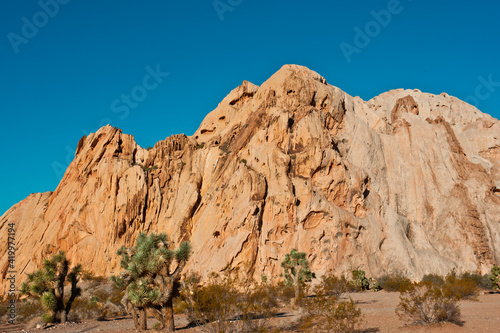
[1,291,499,332]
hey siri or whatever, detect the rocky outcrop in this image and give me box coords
[2,65,500,294]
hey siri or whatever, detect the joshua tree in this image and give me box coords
[111,232,191,332]
[281,249,315,305]
[20,251,82,323]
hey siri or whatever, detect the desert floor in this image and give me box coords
[1,291,499,332]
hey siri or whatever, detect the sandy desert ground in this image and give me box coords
[1,291,499,333]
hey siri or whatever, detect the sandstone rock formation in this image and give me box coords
[2,65,500,295]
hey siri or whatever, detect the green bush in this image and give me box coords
[350,270,369,291]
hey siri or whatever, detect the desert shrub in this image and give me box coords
[396,281,461,325]
[300,297,362,333]
[10,299,44,323]
[378,274,412,292]
[300,278,363,333]
[275,281,296,304]
[173,298,189,314]
[479,273,494,290]
[68,282,125,322]
[459,272,493,290]
[68,297,103,321]
[298,271,363,332]
[181,272,279,332]
[316,272,349,298]
[442,270,479,300]
[422,271,485,296]
[81,271,107,284]
[422,273,444,286]
[490,265,500,290]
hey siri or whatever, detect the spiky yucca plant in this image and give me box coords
[20,251,82,323]
[281,249,315,305]
[111,233,191,332]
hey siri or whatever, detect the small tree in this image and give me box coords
[111,233,191,332]
[281,249,315,305]
[491,265,500,290]
[20,251,82,323]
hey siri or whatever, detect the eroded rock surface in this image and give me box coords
[2,65,500,294]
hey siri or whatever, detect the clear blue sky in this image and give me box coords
[1,0,499,215]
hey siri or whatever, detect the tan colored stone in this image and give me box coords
[2,65,500,295]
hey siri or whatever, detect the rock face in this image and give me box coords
[2,65,500,294]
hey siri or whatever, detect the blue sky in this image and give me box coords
[1,0,499,214]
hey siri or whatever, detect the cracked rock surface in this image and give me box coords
[2,65,500,293]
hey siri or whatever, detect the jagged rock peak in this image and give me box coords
[1,65,500,296]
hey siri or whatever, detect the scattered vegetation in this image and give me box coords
[20,251,82,324]
[460,271,494,290]
[180,270,280,333]
[395,269,488,326]
[146,145,153,151]
[111,232,191,331]
[378,274,412,292]
[299,271,363,332]
[315,271,349,297]
[440,270,479,301]
[195,142,205,149]
[9,239,500,332]
[240,158,247,165]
